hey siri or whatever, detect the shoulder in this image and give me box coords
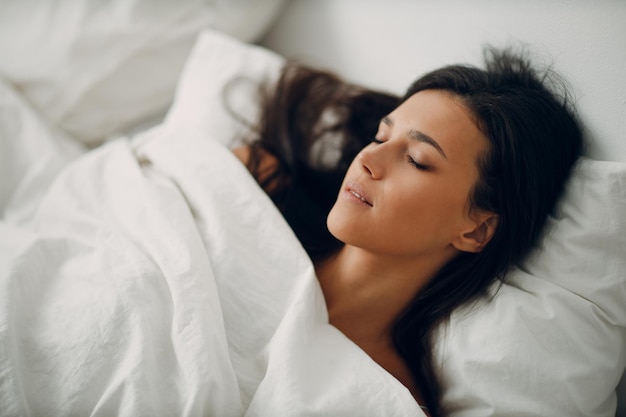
[232,145,284,194]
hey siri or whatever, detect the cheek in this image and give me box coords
[394,182,471,237]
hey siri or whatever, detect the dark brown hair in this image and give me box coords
[242,63,399,261]
[392,48,583,416]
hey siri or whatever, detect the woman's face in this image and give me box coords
[327,89,490,259]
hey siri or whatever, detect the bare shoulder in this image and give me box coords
[231,145,252,164]
[232,145,283,193]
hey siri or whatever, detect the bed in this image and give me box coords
[0,1,624,416]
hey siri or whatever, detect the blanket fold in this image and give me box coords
[0,121,423,416]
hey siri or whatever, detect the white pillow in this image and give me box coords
[163,28,626,417]
[0,0,286,146]
[436,158,626,417]
[164,29,285,148]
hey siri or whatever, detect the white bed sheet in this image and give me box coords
[0,82,425,415]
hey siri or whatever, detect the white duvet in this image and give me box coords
[0,79,424,416]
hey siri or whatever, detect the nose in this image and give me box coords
[358,145,384,179]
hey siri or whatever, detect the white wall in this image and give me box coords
[263,0,626,162]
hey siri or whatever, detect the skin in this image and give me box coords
[233,89,498,408]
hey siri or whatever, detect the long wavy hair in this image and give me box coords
[239,47,583,416]
[240,64,399,261]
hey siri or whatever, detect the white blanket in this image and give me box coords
[0,80,424,416]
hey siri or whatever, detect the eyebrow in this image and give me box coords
[382,116,448,160]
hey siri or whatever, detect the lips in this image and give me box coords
[345,181,373,207]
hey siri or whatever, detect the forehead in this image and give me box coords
[389,90,488,161]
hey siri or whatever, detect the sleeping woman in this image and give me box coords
[232,48,584,416]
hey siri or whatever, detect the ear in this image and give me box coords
[452,212,499,253]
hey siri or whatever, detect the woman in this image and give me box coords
[233,48,583,416]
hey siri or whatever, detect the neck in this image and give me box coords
[315,244,456,344]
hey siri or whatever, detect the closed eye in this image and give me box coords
[407,155,430,171]
[371,138,385,144]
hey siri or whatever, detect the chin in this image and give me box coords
[326,206,342,240]
[326,204,356,243]
[326,208,369,250]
